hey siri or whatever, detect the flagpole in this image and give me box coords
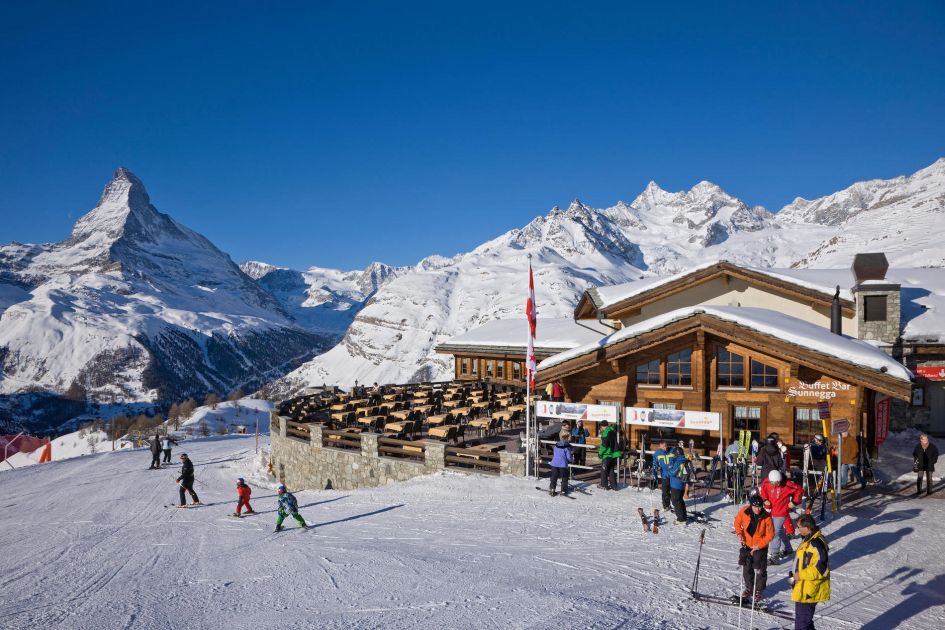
[525,253,531,478]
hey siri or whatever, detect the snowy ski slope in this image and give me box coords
[1,435,943,629]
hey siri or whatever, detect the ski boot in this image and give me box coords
[275,525,283,532]
[549,489,557,497]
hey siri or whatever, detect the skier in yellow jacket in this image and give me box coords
[790,514,830,630]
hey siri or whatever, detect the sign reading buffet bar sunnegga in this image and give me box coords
[625,407,721,431]
[786,378,852,400]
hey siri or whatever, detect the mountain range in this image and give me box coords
[2,159,944,430]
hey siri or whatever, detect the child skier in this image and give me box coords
[275,484,307,532]
[233,477,254,517]
[759,470,803,564]
[549,429,573,496]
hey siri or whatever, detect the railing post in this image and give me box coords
[424,440,446,471]
[309,424,323,449]
[270,411,286,438]
[361,432,379,459]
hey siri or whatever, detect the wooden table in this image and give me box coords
[450,407,471,417]
[413,405,434,415]
[496,392,513,399]
[382,393,400,401]
[379,402,400,413]
[426,413,452,427]
[356,406,380,418]
[457,443,505,459]
[329,404,348,412]
[330,412,349,423]
[427,425,455,440]
[469,417,493,431]
[491,411,512,422]
[389,410,412,421]
[507,405,526,413]
[443,399,463,409]
[357,414,386,427]
[471,401,490,411]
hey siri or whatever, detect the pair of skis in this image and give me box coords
[637,507,659,533]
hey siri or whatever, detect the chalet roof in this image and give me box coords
[435,318,609,356]
[580,260,945,343]
[539,305,913,385]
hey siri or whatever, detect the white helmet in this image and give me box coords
[768,470,783,484]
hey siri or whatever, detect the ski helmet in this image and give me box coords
[237,477,244,483]
[813,434,824,444]
[672,446,685,456]
[277,484,286,493]
[768,470,783,484]
[749,494,765,508]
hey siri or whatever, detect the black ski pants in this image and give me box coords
[794,602,817,630]
[179,480,199,505]
[573,445,586,466]
[163,448,172,463]
[150,451,161,469]
[549,466,569,493]
[600,457,617,489]
[917,469,934,494]
[661,476,671,510]
[738,546,768,594]
[670,487,687,522]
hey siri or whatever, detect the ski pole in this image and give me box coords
[749,568,760,630]
[690,529,706,594]
[737,564,745,630]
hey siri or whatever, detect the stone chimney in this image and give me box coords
[851,253,900,345]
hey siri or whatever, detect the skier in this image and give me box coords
[148,433,162,470]
[777,437,792,478]
[275,484,307,531]
[597,420,621,490]
[913,434,939,496]
[757,434,784,483]
[549,429,573,495]
[234,477,254,516]
[176,453,201,507]
[162,434,178,465]
[652,437,672,509]
[734,494,774,603]
[839,431,866,490]
[789,514,830,630]
[806,434,829,499]
[570,420,589,467]
[667,446,689,524]
[759,470,803,564]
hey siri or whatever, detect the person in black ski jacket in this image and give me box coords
[757,435,784,483]
[913,435,939,496]
[148,434,162,470]
[176,453,201,507]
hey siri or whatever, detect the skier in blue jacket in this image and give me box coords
[549,430,573,496]
[653,438,672,510]
[668,447,689,524]
[275,485,307,532]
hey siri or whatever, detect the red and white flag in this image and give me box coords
[525,260,537,391]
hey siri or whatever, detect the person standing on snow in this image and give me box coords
[790,514,830,630]
[549,429,573,496]
[176,453,201,507]
[597,420,621,490]
[667,446,689,524]
[914,434,939,496]
[757,434,784,484]
[652,437,672,509]
[148,433,162,470]
[734,494,774,603]
[162,434,178,465]
[275,484,307,531]
[233,477,254,516]
[570,420,589,467]
[759,470,803,564]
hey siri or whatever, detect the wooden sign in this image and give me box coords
[830,418,850,435]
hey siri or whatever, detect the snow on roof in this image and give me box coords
[539,305,913,381]
[589,262,945,344]
[439,317,608,351]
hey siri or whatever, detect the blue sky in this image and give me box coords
[1,2,943,270]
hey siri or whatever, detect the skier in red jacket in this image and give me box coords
[759,470,803,564]
[233,477,255,517]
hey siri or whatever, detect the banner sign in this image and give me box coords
[787,379,851,400]
[817,401,831,421]
[875,394,890,447]
[534,401,618,423]
[625,407,721,431]
[915,366,945,381]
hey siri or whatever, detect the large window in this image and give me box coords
[496,361,505,379]
[733,405,762,444]
[460,358,469,375]
[750,359,778,389]
[485,360,494,378]
[636,359,661,386]
[794,407,820,445]
[512,362,522,381]
[717,349,745,388]
[666,349,692,387]
[471,358,479,375]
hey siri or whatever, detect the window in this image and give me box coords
[652,402,677,410]
[485,360,494,378]
[512,362,522,381]
[666,349,692,387]
[864,295,887,322]
[750,359,778,389]
[496,361,505,379]
[471,359,479,375]
[733,406,762,444]
[717,348,745,388]
[794,407,820,445]
[636,359,661,386]
[460,358,469,375]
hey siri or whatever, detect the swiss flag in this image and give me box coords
[525,261,537,391]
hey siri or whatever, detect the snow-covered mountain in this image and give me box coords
[239,260,407,338]
[0,168,333,432]
[277,158,945,393]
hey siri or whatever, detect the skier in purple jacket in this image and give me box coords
[549,429,573,496]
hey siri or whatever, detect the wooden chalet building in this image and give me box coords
[537,254,943,448]
[434,318,609,386]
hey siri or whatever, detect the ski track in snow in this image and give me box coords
[1,435,944,629]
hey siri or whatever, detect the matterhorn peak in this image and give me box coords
[70,167,163,244]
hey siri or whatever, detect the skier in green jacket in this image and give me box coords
[597,420,622,490]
